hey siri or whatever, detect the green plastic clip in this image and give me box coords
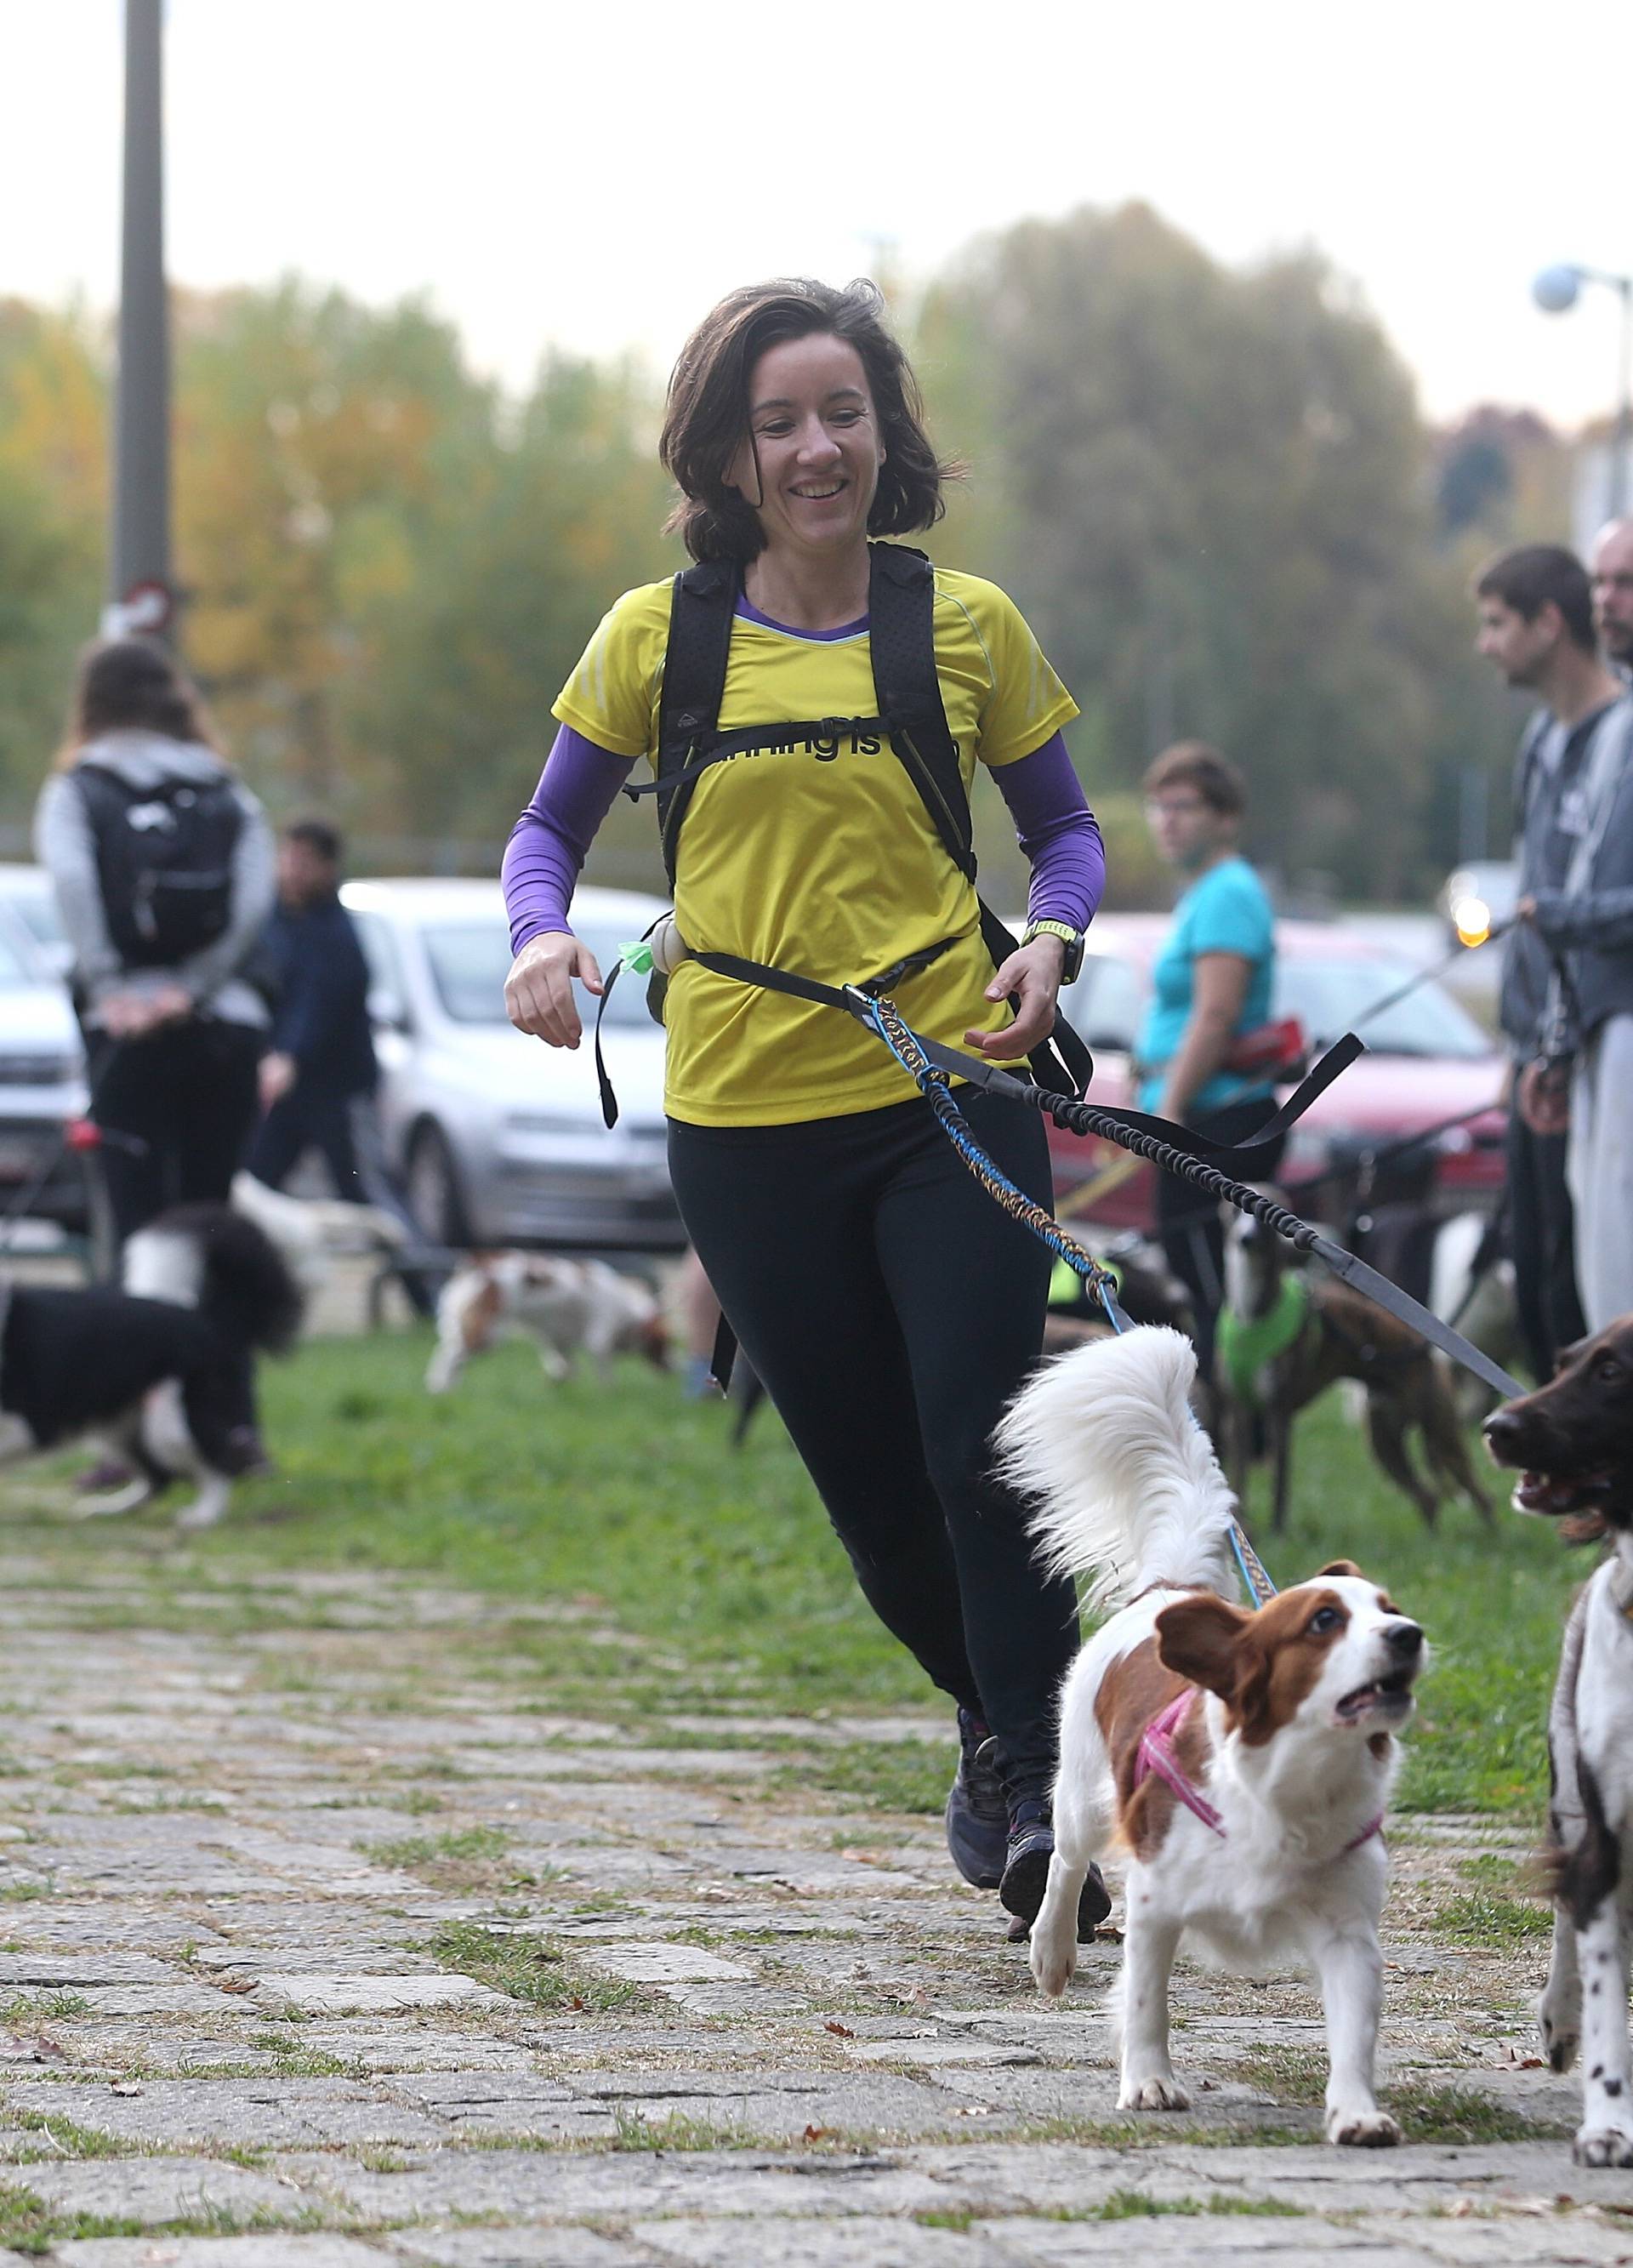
[618,940,655,976]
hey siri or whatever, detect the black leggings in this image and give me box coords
[89,1019,263,1247]
[1505,1106,1586,1381]
[669,1089,1079,1795]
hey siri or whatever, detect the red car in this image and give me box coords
[1045,915,1506,1236]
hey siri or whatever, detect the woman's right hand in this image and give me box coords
[504,931,603,1050]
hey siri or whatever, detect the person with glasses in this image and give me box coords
[1135,741,1282,1380]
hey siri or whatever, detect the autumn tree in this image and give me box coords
[0,303,105,806]
[914,203,1523,900]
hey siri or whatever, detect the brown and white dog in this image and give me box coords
[425,1254,669,1395]
[996,1326,1425,2145]
[1483,1317,1633,2168]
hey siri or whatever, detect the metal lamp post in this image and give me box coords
[1533,261,1633,521]
[108,0,174,642]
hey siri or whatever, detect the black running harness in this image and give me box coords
[620,539,1092,1098]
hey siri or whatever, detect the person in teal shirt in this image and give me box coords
[1136,741,1283,1381]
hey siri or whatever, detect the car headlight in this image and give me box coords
[1450,892,1492,948]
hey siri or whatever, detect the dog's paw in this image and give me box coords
[1118,2073,1191,2112]
[1029,1940,1077,2000]
[174,1498,225,1532]
[1538,1991,1580,2074]
[1327,2106,1402,2148]
[1573,2123,1633,2168]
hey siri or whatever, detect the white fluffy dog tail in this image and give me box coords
[993,1325,1239,1616]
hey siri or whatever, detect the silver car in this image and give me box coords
[0,898,89,1228]
[341,878,683,1251]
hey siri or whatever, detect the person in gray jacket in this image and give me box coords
[34,639,275,1248]
[1509,521,1633,1332]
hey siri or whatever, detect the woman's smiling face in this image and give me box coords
[729,332,884,558]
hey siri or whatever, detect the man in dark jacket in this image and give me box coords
[248,820,435,1313]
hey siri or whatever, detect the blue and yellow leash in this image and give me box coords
[862,990,1288,1606]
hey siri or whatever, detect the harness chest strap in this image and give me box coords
[1133,1688,1383,1851]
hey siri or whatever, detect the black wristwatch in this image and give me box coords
[1021,920,1085,984]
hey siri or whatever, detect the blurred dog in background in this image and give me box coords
[426,1254,669,1394]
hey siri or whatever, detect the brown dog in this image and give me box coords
[1218,1211,1491,1531]
[1482,1316,1633,2167]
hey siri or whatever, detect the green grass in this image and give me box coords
[418,1918,660,2014]
[771,1738,951,1815]
[0,1329,1588,1821]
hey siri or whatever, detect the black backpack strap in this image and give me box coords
[651,559,739,892]
[868,544,1091,1096]
[867,543,976,880]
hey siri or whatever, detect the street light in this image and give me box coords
[1532,262,1633,521]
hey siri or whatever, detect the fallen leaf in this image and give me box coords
[216,1979,258,1996]
[823,2020,856,2038]
[801,2123,828,2142]
[111,2081,142,2096]
[568,1995,587,2012]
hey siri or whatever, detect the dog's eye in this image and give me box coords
[1308,1605,1342,1634]
[1595,1354,1623,1382]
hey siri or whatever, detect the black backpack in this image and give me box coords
[75,763,243,969]
[631,540,1092,1095]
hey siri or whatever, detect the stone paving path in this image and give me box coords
[0,1547,1624,2265]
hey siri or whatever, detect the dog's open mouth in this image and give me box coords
[1513,1469,1613,1518]
[1334,1670,1417,1724]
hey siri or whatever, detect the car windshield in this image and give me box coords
[1275,956,1489,1059]
[422,920,657,1029]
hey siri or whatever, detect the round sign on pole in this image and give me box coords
[100,578,174,641]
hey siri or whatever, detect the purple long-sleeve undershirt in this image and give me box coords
[501,725,1104,954]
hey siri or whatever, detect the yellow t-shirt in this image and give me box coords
[555,556,1078,1125]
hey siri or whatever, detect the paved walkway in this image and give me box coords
[0,1548,1623,2265]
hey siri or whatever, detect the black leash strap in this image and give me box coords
[888,1015,1526,1403]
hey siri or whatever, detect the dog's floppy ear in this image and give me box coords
[1155,1595,1251,1699]
[1314,1559,1363,1581]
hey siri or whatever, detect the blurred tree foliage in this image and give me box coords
[0,301,105,800]
[915,202,1561,903]
[0,217,1579,898]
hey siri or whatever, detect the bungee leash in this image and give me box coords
[595,926,1527,1410]
[866,989,1321,1616]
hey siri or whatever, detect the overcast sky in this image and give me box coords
[5,0,1630,430]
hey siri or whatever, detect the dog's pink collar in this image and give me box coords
[1134,1690,1383,1852]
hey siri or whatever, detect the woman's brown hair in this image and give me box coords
[57,637,219,768]
[1144,740,1247,818]
[659,277,955,563]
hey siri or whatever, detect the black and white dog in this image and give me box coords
[1484,1317,1633,2167]
[0,1204,303,1531]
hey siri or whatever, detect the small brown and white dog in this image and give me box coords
[425,1254,669,1394]
[1483,1317,1633,2168]
[995,1325,1425,2145]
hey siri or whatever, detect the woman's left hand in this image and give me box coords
[964,935,1065,1059]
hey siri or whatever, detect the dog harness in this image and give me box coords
[1134,1688,1384,1851]
[1215,1275,1312,1411]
